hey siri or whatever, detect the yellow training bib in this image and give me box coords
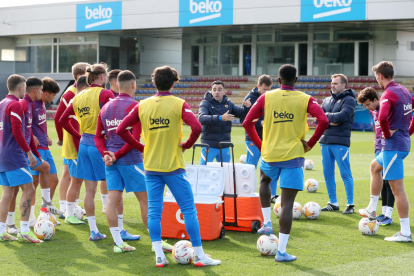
[62,85,78,159]
[72,86,102,135]
[262,89,310,162]
[139,95,185,172]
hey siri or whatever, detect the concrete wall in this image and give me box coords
[140,37,182,75]
[372,30,398,73]
[395,31,414,77]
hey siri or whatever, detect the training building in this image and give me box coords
[0,0,414,102]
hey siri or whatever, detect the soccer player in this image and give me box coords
[31,77,60,202]
[320,74,356,214]
[240,75,279,202]
[243,64,328,262]
[198,81,251,164]
[95,70,146,253]
[0,74,42,243]
[21,77,63,227]
[359,61,414,242]
[54,62,89,216]
[117,66,221,267]
[108,69,121,97]
[357,87,395,226]
[60,63,114,241]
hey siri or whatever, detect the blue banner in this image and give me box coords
[76,1,122,32]
[301,0,366,22]
[179,0,233,27]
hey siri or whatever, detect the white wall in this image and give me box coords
[395,31,414,77]
[140,37,182,75]
[372,30,398,73]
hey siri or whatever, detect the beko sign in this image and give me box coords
[301,0,366,22]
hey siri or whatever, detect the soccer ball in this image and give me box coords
[34,219,55,240]
[273,202,282,218]
[359,217,379,235]
[37,209,58,226]
[275,196,281,204]
[292,202,302,220]
[302,202,321,220]
[172,240,195,264]
[240,154,247,164]
[304,179,319,193]
[74,205,85,220]
[257,234,279,255]
[304,160,314,170]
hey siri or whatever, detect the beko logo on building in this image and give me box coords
[179,0,233,27]
[300,0,366,22]
[76,1,122,32]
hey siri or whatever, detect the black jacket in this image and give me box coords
[320,89,356,147]
[240,87,263,141]
[198,92,248,148]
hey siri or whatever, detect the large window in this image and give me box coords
[313,43,354,76]
[15,46,52,73]
[99,36,140,74]
[59,44,97,73]
[219,45,239,75]
[204,45,219,75]
[256,45,295,75]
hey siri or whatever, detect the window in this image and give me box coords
[257,34,272,42]
[409,42,414,51]
[59,37,83,43]
[219,45,239,75]
[59,44,97,73]
[275,33,307,42]
[314,33,330,41]
[313,43,355,76]
[29,38,52,44]
[15,46,52,73]
[334,32,370,41]
[222,35,252,44]
[204,45,219,75]
[256,45,295,75]
[1,49,14,61]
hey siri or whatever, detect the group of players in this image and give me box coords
[0,59,411,266]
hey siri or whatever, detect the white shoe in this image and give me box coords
[42,200,64,216]
[384,232,413,242]
[155,256,169,267]
[358,208,377,220]
[194,255,221,267]
[56,221,61,226]
[102,208,106,214]
[6,224,20,235]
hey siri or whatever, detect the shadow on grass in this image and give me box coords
[287,263,335,276]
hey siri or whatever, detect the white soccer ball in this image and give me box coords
[257,234,279,255]
[304,160,314,170]
[74,205,85,220]
[273,202,282,218]
[172,240,196,264]
[304,179,319,193]
[240,154,247,164]
[275,196,281,204]
[37,210,58,226]
[359,217,379,235]
[302,202,321,220]
[292,202,302,220]
[34,219,55,240]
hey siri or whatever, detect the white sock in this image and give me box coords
[110,227,123,246]
[66,202,75,217]
[29,206,36,222]
[386,207,393,218]
[367,195,379,213]
[152,241,165,259]
[193,246,205,259]
[101,194,108,210]
[261,207,271,224]
[278,233,290,254]
[75,199,79,205]
[41,188,51,203]
[382,206,387,215]
[6,212,15,225]
[400,218,411,236]
[0,222,6,234]
[59,200,66,212]
[87,216,98,233]
[331,202,339,207]
[118,215,124,231]
[20,221,29,233]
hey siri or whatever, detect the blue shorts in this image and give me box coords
[0,166,33,187]
[63,158,69,165]
[376,151,409,181]
[200,147,231,165]
[106,163,146,193]
[25,153,42,170]
[260,159,303,191]
[77,144,106,181]
[31,149,57,176]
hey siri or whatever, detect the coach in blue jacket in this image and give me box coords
[240,75,279,202]
[320,74,356,215]
[198,80,251,164]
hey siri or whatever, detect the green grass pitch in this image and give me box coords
[1,121,414,275]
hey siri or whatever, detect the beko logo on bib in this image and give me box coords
[179,0,233,27]
[78,107,90,117]
[77,1,122,32]
[300,0,366,22]
[149,117,170,130]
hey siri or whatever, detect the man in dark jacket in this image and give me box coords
[320,74,356,214]
[240,75,279,202]
[198,80,251,164]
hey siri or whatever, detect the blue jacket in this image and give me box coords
[240,87,263,142]
[198,92,248,148]
[320,88,356,147]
